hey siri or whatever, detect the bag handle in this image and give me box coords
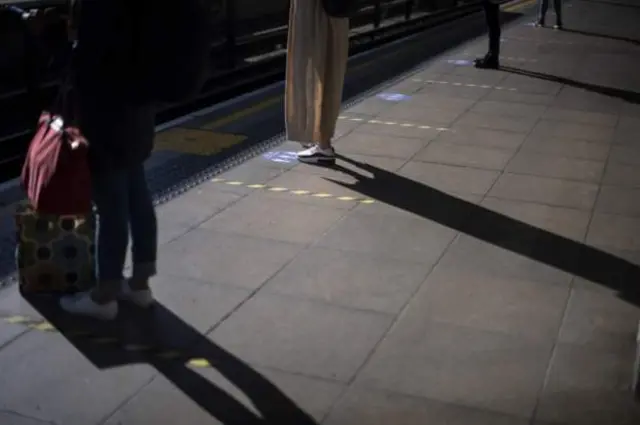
[52,0,81,119]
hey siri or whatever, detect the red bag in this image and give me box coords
[20,0,91,215]
[21,110,91,215]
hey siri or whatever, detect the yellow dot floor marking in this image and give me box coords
[410,78,519,91]
[0,314,226,370]
[337,115,451,132]
[209,178,375,204]
[154,127,247,156]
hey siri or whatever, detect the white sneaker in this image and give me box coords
[60,291,118,321]
[297,144,336,165]
[118,281,155,308]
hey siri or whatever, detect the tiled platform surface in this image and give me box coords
[2,1,640,424]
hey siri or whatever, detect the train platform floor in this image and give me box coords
[2,0,640,424]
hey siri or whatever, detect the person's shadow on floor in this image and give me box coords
[25,295,319,425]
[325,155,640,307]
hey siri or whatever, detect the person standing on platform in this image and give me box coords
[475,0,501,69]
[285,0,350,165]
[60,0,159,320]
[535,0,563,29]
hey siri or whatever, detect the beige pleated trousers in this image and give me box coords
[285,0,350,146]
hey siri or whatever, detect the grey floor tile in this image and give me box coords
[256,170,362,210]
[488,173,599,210]
[437,71,508,86]
[399,161,500,196]
[210,292,393,382]
[294,153,406,177]
[434,126,526,150]
[535,342,640,425]
[315,212,457,264]
[156,221,194,245]
[150,275,251,334]
[0,331,155,425]
[453,111,538,133]
[200,195,347,245]
[520,136,611,161]
[530,120,615,143]
[352,191,483,219]
[414,141,514,170]
[484,90,557,105]
[417,83,490,100]
[157,230,303,290]
[377,104,466,126]
[506,151,605,183]
[552,89,624,114]
[500,75,563,95]
[155,186,243,228]
[105,365,344,425]
[0,412,53,425]
[352,121,444,141]
[405,94,477,111]
[407,266,569,343]
[541,107,618,127]
[383,80,425,95]
[438,235,573,286]
[481,197,591,241]
[587,213,640,252]
[470,100,548,118]
[596,185,640,216]
[0,287,43,320]
[335,131,426,159]
[603,162,640,187]
[356,320,551,419]
[0,323,27,351]
[324,388,529,425]
[334,115,365,138]
[608,145,640,167]
[214,163,286,194]
[263,247,431,314]
[558,288,640,347]
[346,98,396,116]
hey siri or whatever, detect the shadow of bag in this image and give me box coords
[15,203,96,295]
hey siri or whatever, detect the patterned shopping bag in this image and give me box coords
[15,203,95,294]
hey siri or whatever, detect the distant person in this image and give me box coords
[475,0,501,69]
[536,0,563,29]
[285,0,349,165]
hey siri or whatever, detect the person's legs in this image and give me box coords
[295,0,346,165]
[475,0,500,69]
[553,0,563,28]
[284,0,311,146]
[121,163,157,307]
[537,0,549,25]
[60,168,130,320]
[316,14,349,149]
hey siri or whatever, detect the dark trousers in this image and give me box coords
[539,0,563,24]
[482,0,501,57]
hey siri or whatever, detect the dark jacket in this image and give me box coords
[73,0,156,173]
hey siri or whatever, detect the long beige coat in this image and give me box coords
[285,0,350,144]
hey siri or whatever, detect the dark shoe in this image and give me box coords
[474,55,499,70]
[534,20,544,27]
